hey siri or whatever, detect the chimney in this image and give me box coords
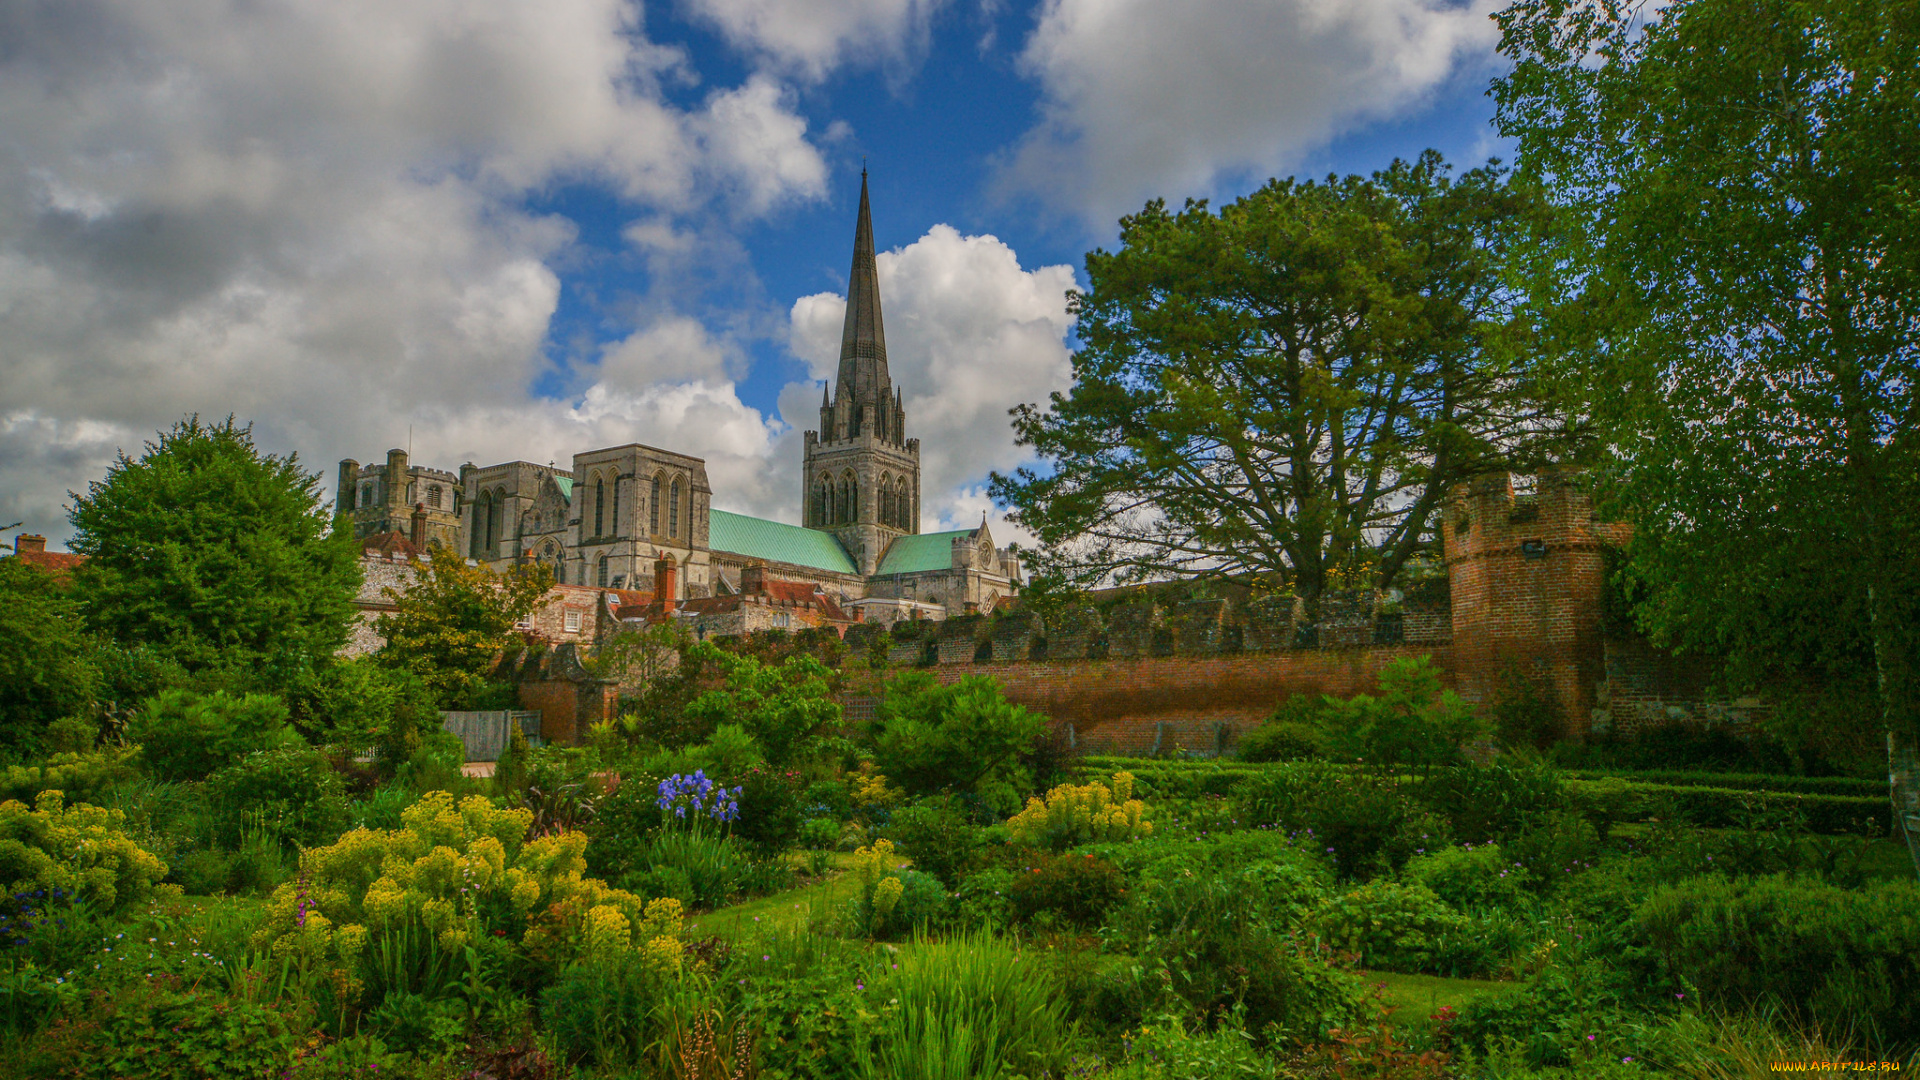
[741,562,768,595]
[14,534,47,554]
[654,556,679,613]
[410,504,428,549]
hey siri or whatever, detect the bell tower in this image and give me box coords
[802,170,921,576]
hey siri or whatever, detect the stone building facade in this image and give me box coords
[335,175,1020,621]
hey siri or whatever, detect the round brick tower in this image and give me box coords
[1444,467,1632,740]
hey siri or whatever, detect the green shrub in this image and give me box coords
[1101,866,1368,1041]
[1412,762,1567,843]
[1231,761,1448,879]
[726,762,805,857]
[1007,852,1126,927]
[801,778,852,821]
[1451,959,1662,1069]
[1102,1014,1278,1079]
[1402,843,1529,910]
[0,746,141,805]
[866,672,1046,806]
[888,797,989,887]
[1235,721,1324,763]
[28,976,313,1080]
[1306,880,1472,974]
[205,744,350,849]
[1505,809,1607,887]
[1629,874,1920,1050]
[128,689,296,782]
[952,867,1018,929]
[1314,656,1489,775]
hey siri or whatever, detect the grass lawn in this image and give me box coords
[686,851,866,938]
[1357,970,1510,1037]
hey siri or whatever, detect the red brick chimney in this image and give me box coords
[654,556,678,613]
[409,504,427,550]
[741,562,768,595]
[14,534,47,554]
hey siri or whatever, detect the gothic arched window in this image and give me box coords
[593,479,605,537]
[597,554,609,588]
[426,485,442,509]
[650,473,663,535]
[669,477,682,538]
[879,473,893,528]
[610,474,619,536]
[897,477,911,529]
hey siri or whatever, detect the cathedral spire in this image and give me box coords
[836,169,889,406]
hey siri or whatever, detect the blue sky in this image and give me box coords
[0,0,1511,546]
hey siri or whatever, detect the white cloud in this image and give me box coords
[787,224,1077,532]
[1005,0,1502,221]
[681,0,949,82]
[0,0,830,545]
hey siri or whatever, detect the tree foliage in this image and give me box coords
[0,559,100,752]
[374,544,552,709]
[67,416,361,688]
[866,672,1048,804]
[1492,0,1920,742]
[681,642,842,768]
[991,154,1577,608]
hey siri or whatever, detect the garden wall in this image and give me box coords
[912,644,1458,756]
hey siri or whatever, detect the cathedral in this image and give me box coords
[336,174,1023,627]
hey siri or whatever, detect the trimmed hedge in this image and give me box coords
[1565,768,1881,798]
[1564,778,1888,837]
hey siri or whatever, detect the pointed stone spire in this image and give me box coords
[837,169,889,408]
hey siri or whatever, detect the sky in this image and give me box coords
[0,0,1513,550]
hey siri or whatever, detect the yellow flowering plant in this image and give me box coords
[850,839,908,935]
[0,790,170,913]
[255,791,684,1001]
[849,763,904,822]
[1006,772,1153,850]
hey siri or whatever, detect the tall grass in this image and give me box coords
[857,931,1079,1080]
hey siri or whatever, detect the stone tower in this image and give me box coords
[803,171,921,575]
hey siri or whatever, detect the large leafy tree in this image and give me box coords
[374,544,552,709]
[1492,0,1919,740]
[1493,0,1919,867]
[0,558,101,750]
[68,416,361,688]
[991,153,1577,610]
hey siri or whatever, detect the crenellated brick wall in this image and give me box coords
[842,645,1459,755]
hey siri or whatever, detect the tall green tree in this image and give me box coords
[1492,0,1919,855]
[68,416,361,688]
[374,544,552,709]
[990,153,1577,610]
[0,558,100,752]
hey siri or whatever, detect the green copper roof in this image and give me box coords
[876,529,971,575]
[709,510,858,575]
[554,477,573,500]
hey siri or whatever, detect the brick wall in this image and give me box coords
[846,644,1455,755]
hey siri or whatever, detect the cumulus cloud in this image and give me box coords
[1003,0,1502,221]
[681,0,949,82]
[787,224,1077,533]
[0,0,830,544]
